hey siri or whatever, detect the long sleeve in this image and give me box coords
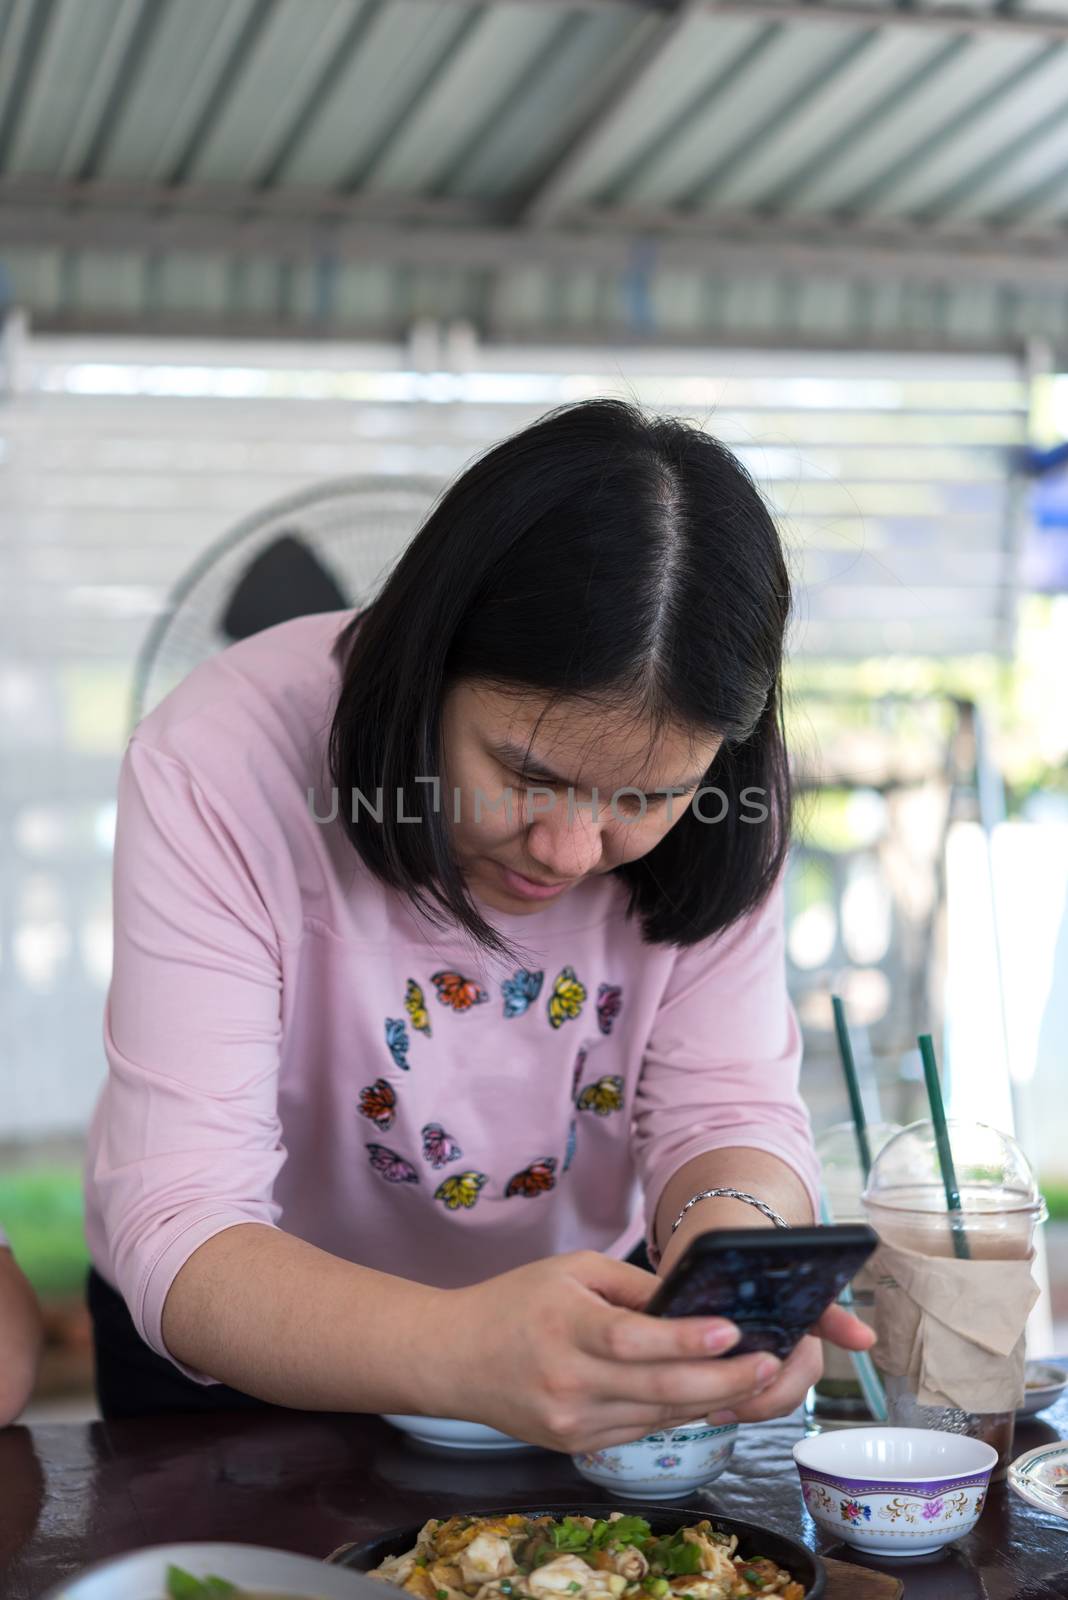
[632,872,819,1250]
[88,736,287,1373]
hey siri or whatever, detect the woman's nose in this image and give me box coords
[525,804,604,880]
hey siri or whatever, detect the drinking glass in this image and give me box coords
[862,1118,1047,1467]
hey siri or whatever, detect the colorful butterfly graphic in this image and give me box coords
[547,966,587,1030]
[596,983,623,1036]
[384,1017,410,1070]
[405,978,432,1037]
[434,1171,488,1210]
[563,1119,577,1174]
[431,971,489,1014]
[570,1046,588,1102]
[358,1079,396,1131]
[366,1144,419,1184]
[501,968,544,1019]
[505,1157,558,1198]
[577,1075,625,1117]
[421,1122,463,1168]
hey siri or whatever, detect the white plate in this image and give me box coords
[381,1414,531,1452]
[1008,1442,1068,1520]
[41,1540,381,1599]
[1016,1361,1068,1419]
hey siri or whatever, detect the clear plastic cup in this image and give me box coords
[861,1119,1048,1466]
[862,1118,1046,1260]
[805,1121,903,1431]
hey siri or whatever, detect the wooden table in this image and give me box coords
[1,1397,1065,1599]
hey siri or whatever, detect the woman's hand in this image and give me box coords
[435,1251,785,1455]
[706,1303,875,1427]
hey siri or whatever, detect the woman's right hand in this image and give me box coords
[432,1251,782,1454]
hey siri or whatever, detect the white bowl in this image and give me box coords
[572,1420,738,1500]
[381,1414,531,1452]
[41,1541,378,1599]
[793,1426,996,1558]
[1016,1360,1068,1419]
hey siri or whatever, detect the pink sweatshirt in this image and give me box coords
[85,611,818,1376]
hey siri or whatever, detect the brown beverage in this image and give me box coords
[863,1182,1045,1468]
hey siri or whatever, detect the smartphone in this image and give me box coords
[645,1223,878,1361]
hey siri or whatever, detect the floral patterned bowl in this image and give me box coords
[793,1426,996,1557]
[571,1420,738,1499]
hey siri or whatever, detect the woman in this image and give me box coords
[0,1230,42,1425]
[85,399,871,1441]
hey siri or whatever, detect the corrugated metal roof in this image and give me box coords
[3,0,1068,345]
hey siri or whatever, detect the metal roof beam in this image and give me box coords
[915,84,1068,223]
[681,28,880,208]
[755,36,970,216]
[0,0,58,176]
[516,0,696,223]
[255,1,385,190]
[165,0,281,187]
[0,175,486,225]
[4,189,1068,290]
[481,0,1068,42]
[592,24,782,208]
[339,8,485,193]
[832,41,1064,216]
[15,305,1033,360]
[74,0,172,182]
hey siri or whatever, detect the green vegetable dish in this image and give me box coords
[367,1514,804,1600]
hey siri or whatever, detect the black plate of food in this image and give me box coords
[331,1502,824,1600]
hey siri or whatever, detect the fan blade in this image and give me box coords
[221,532,351,641]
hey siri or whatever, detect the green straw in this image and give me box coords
[819,1188,888,1422]
[831,993,872,1180]
[917,1032,971,1261]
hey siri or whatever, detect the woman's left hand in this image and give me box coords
[704,1303,875,1426]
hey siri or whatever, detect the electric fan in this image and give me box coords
[129,475,442,727]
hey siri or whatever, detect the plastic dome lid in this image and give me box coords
[862,1118,1043,1214]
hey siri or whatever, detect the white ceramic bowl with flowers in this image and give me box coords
[572,1420,738,1500]
[792,1426,996,1558]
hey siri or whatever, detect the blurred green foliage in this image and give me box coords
[0,1166,88,1299]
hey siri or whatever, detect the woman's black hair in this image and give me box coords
[328,398,791,960]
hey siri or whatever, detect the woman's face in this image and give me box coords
[441,680,722,915]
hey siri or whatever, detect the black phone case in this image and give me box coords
[645,1224,878,1360]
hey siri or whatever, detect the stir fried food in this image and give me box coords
[368,1513,804,1600]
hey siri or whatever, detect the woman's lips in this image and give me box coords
[495,863,576,901]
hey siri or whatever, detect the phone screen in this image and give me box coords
[645,1224,878,1361]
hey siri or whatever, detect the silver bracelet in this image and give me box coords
[670,1187,791,1238]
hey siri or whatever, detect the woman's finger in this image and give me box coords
[570,1251,663,1311]
[587,1348,782,1412]
[816,1302,875,1350]
[573,1411,721,1454]
[581,1302,741,1364]
[726,1335,824,1423]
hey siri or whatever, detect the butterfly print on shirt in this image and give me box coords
[366,1144,419,1184]
[501,968,544,1018]
[358,1079,396,1131]
[404,978,432,1037]
[547,966,587,1029]
[563,1120,577,1174]
[505,1157,557,1198]
[435,1172,488,1210]
[570,1046,588,1102]
[421,1122,463,1168]
[384,1017,410,1070]
[431,971,489,1013]
[576,1075,624,1116]
[596,983,623,1035]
